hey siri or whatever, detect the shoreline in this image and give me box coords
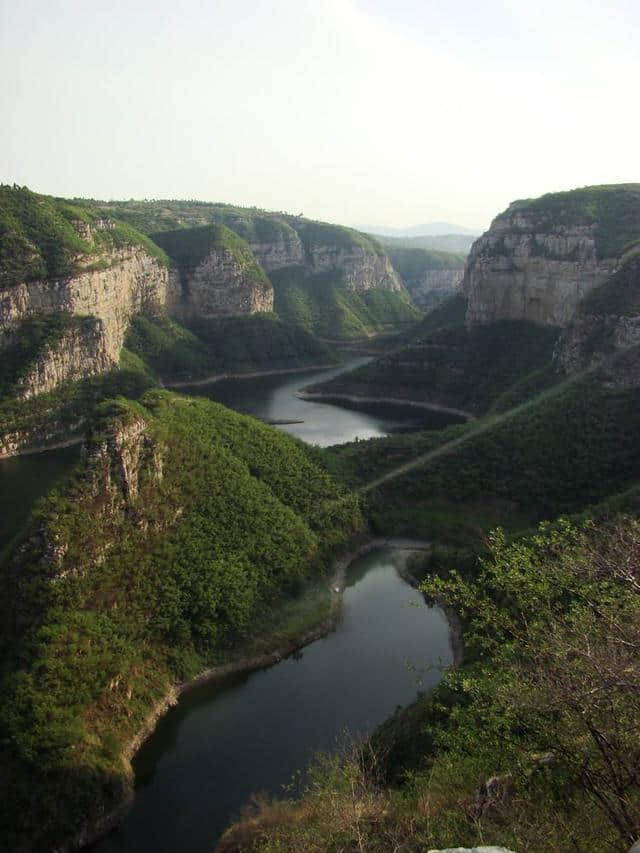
[162,362,340,389]
[295,390,475,421]
[0,433,84,460]
[71,536,391,852]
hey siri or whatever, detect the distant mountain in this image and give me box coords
[358,222,481,238]
[370,232,477,255]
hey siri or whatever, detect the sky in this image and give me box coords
[1,0,638,231]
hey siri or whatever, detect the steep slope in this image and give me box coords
[0,391,364,850]
[0,187,173,390]
[101,199,418,339]
[306,295,559,414]
[464,184,640,327]
[554,250,640,384]
[386,245,465,310]
[152,224,273,316]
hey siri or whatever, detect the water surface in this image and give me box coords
[178,358,462,446]
[0,444,81,549]
[94,545,452,853]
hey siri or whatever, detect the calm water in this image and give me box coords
[93,545,453,853]
[177,358,463,446]
[0,443,81,550]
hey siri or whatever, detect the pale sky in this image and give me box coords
[1,0,638,231]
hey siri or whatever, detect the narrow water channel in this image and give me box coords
[176,357,463,446]
[0,358,461,853]
[93,544,453,853]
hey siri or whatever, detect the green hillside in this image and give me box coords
[0,391,364,850]
[0,185,167,288]
[270,266,418,339]
[311,314,559,412]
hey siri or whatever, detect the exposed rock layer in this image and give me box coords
[464,212,618,327]
[13,319,113,399]
[176,248,273,318]
[0,248,173,362]
[406,269,463,309]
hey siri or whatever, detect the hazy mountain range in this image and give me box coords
[357,221,482,238]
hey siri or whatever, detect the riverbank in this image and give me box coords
[0,433,84,460]
[162,362,339,389]
[72,536,393,852]
[296,388,474,421]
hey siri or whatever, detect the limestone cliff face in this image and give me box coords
[554,254,640,386]
[251,236,404,294]
[13,319,113,399]
[176,248,273,318]
[305,246,404,292]
[406,269,463,309]
[464,211,618,327]
[249,234,305,271]
[0,248,173,362]
[84,413,165,513]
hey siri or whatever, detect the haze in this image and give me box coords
[1,0,638,231]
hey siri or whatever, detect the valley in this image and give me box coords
[1,183,639,852]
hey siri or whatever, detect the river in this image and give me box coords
[174,357,464,446]
[0,358,458,852]
[93,544,453,853]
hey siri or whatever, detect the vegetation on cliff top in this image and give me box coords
[387,245,465,280]
[125,312,335,381]
[151,223,269,286]
[0,391,364,850]
[0,185,168,287]
[506,183,640,258]
[270,267,419,339]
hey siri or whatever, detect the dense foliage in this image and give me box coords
[270,267,419,339]
[387,246,465,280]
[313,319,559,412]
[125,312,334,381]
[224,518,640,852]
[151,223,268,284]
[0,185,167,287]
[0,392,364,849]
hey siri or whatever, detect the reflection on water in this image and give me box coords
[93,545,453,853]
[177,358,463,446]
[0,444,81,550]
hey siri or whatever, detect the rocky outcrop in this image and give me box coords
[13,318,113,399]
[84,413,165,510]
[464,211,618,327]
[0,248,173,362]
[249,234,304,271]
[554,254,640,386]
[407,268,463,309]
[305,245,404,292]
[176,248,273,318]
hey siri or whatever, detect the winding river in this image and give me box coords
[94,545,453,853]
[0,357,461,852]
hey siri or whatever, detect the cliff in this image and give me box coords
[554,252,640,386]
[0,391,365,850]
[463,184,640,327]
[152,224,274,317]
[387,246,465,310]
